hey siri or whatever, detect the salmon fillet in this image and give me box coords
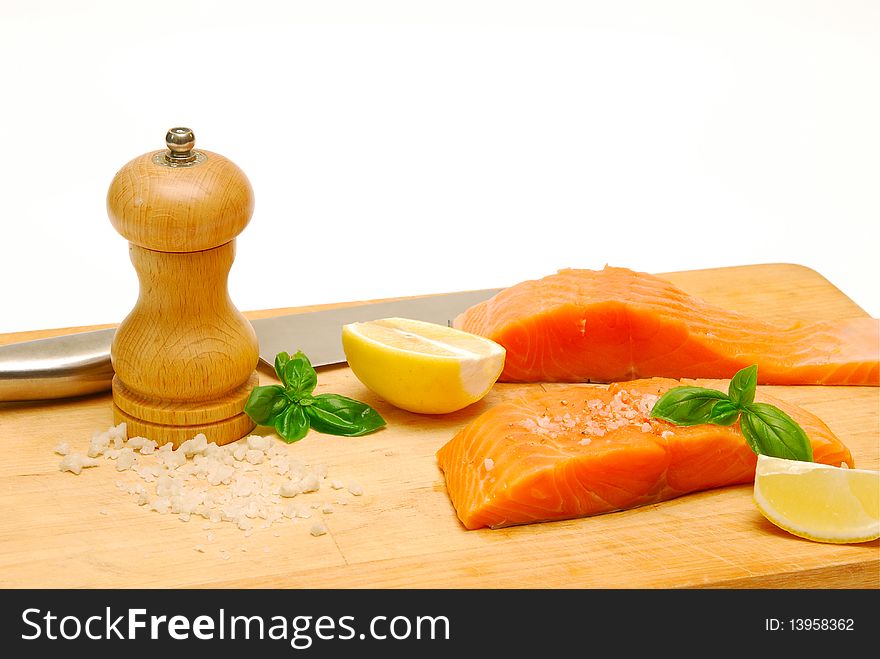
[453,266,879,385]
[435,378,853,529]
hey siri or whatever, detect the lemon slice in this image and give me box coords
[341,317,505,414]
[753,454,880,544]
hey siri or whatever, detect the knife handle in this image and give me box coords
[0,328,116,402]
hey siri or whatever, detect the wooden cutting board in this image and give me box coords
[0,264,877,589]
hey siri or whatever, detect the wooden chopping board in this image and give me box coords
[0,263,877,589]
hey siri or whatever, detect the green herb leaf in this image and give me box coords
[728,364,758,408]
[283,351,318,397]
[703,399,741,426]
[244,349,386,441]
[305,393,387,437]
[274,404,310,443]
[243,385,289,426]
[740,402,813,462]
[649,364,814,462]
[650,387,739,426]
[274,352,291,384]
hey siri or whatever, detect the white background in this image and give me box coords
[1,0,878,334]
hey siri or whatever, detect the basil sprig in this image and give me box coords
[244,350,386,443]
[650,365,813,462]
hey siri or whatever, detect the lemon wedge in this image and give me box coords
[753,454,880,544]
[341,317,505,414]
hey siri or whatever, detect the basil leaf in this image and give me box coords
[728,364,758,408]
[702,400,741,426]
[244,385,289,426]
[274,352,291,384]
[650,387,737,426]
[740,403,813,462]
[283,351,318,397]
[253,350,386,442]
[274,404,310,443]
[305,393,386,437]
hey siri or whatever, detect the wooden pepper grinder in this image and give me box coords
[107,127,259,446]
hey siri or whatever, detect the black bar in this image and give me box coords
[1,588,875,655]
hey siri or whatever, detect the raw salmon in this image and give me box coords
[436,378,853,529]
[453,266,879,385]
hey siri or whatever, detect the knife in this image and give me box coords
[0,288,502,402]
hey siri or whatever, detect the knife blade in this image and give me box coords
[0,288,502,402]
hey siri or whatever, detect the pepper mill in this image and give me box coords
[107,127,259,446]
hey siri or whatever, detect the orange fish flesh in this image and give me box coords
[453,266,879,385]
[435,378,853,529]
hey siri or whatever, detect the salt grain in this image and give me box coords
[282,479,303,497]
[299,473,320,493]
[139,440,158,455]
[116,447,137,471]
[310,522,327,537]
[87,433,109,458]
[126,437,146,449]
[53,442,70,456]
[57,421,365,541]
[247,435,271,451]
[516,390,666,442]
[59,453,100,475]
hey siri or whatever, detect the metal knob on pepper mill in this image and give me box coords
[106,127,259,446]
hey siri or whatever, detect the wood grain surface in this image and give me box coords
[0,263,877,589]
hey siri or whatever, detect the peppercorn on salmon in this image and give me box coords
[453,266,879,385]
[435,378,853,529]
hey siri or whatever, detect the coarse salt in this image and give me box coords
[59,453,100,475]
[57,422,363,540]
[299,473,321,493]
[279,481,301,498]
[247,435,271,451]
[116,447,137,471]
